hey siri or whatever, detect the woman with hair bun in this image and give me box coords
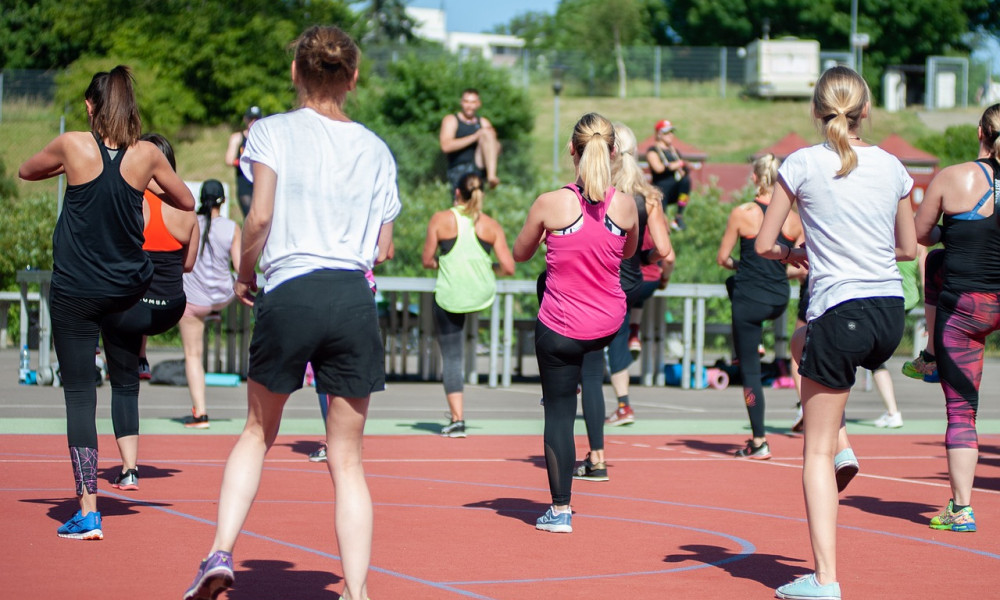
[717,153,802,460]
[423,172,515,438]
[757,66,915,599]
[178,179,241,429]
[184,25,399,600]
[19,66,195,540]
[513,112,638,533]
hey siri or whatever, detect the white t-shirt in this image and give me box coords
[779,143,913,321]
[240,108,401,291]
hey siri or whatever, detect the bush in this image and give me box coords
[349,53,537,190]
[916,124,979,168]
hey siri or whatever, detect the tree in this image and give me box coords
[661,0,995,84]
[354,0,418,44]
[492,11,557,49]
[551,0,656,98]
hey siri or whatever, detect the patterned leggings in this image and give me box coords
[935,290,1000,450]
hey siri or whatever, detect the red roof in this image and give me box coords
[752,132,813,161]
[701,163,752,202]
[878,134,939,166]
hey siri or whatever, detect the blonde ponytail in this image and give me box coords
[813,66,869,177]
[571,113,615,201]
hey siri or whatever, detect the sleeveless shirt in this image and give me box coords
[434,207,497,313]
[538,186,627,340]
[618,193,649,298]
[142,190,186,300]
[732,201,793,305]
[446,115,480,169]
[941,157,1000,293]
[52,132,152,296]
[183,214,237,307]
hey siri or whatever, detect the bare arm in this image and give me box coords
[224,132,242,167]
[646,148,666,175]
[234,162,275,305]
[716,206,743,270]
[150,151,195,211]
[439,114,480,154]
[513,196,549,262]
[19,135,68,181]
[182,218,200,272]
[915,172,946,246]
[755,177,806,267]
[643,200,673,263]
[229,223,242,274]
[376,222,394,265]
[422,213,443,269]
[491,222,516,276]
[894,195,917,261]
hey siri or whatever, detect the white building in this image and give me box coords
[407,7,524,67]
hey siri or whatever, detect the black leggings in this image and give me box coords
[535,320,614,506]
[432,301,468,395]
[50,288,146,450]
[101,295,186,438]
[731,294,788,439]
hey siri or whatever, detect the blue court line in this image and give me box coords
[100,489,498,600]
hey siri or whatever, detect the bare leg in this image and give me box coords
[947,447,979,506]
[871,368,900,416]
[475,127,501,187]
[115,435,138,471]
[924,304,937,355]
[801,378,850,587]
[324,393,373,600]
[179,314,208,417]
[446,391,463,422]
[210,380,289,553]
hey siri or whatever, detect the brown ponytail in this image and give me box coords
[86,66,141,149]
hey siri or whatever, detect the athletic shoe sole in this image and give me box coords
[535,523,572,533]
[185,569,234,600]
[57,529,103,540]
[835,463,859,492]
[573,473,609,482]
[112,482,138,491]
[184,422,210,429]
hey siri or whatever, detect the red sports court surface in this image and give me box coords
[2,432,998,599]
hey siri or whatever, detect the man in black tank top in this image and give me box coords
[439,89,501,192]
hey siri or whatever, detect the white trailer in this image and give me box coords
[744,38,821,99]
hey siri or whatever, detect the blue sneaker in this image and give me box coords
[834,448,859,493]
[535,506,572,533]
[56,510,103,540]
[776,574,841,599]
[183,551,235,600]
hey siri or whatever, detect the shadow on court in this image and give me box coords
[840,495,940,525]
[664,544,807,588]
[464,497,550,527]
[226,559,342,600]
[21,495,172,524]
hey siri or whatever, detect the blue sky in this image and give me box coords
[408,0,560,34]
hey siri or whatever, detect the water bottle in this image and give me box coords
[19,344,30,384]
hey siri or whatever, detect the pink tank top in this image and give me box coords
[537,185,627,340]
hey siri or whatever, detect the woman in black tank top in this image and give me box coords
[717,154,802,460]
[19,66,194,541]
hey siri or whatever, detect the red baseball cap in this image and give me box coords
[655,119,675,133]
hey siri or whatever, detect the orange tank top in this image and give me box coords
[143,190,183,251]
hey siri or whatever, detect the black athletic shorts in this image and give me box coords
[248,269,385,397]
[799,296,904,390]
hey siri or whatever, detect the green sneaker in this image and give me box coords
[902,350,938,382]
[929,500,976,532]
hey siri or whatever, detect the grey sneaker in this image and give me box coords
[111,468,138,491]
[441,420,466,438]
[183,551,234,600]
[308,445,327,462]
[572,453,609,481]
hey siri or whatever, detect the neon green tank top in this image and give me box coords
[435,207,496,313]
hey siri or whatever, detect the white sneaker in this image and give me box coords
[874,411,903,428]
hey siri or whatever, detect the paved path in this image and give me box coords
[3,348,999,438]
